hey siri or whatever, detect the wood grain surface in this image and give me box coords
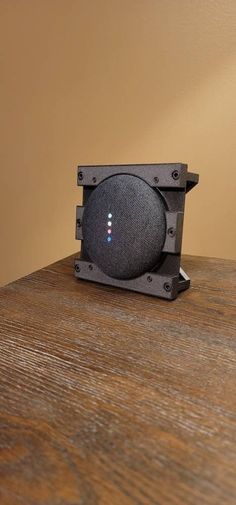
[0,254,236,505]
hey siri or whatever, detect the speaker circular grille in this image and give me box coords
[82,174,166,279]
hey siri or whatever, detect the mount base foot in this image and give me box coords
[178,267,190,292]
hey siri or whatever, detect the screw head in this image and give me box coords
[89,264,93,270]
[164,282,171,292]
[92,176,97,183]
[75,264,80,273]
[147,275,153,283]
[168,226,176,237]
[78,171,83,181]
[77,218,82,227]
[172,170,179,180]
[154,176,159,184]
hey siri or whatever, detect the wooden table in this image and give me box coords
[0,254,236,505]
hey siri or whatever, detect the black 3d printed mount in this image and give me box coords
[75,163,199,300]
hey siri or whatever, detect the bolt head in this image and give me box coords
[164,282,171,292]
[172,170,179,180]
[168,227,176,237]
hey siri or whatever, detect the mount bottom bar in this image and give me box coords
[75,259,191,300]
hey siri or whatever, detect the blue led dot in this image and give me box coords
[107,236,112,242]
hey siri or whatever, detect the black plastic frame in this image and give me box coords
[75,163,199,300]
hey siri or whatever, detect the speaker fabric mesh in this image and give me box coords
[82,174,166,279]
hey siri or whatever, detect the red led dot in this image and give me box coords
[108,229,112,234]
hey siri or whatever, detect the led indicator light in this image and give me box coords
[106,213,113,242]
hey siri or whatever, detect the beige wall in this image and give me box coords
[1,0,236,287]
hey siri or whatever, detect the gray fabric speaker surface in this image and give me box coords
[82,174,166,279]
